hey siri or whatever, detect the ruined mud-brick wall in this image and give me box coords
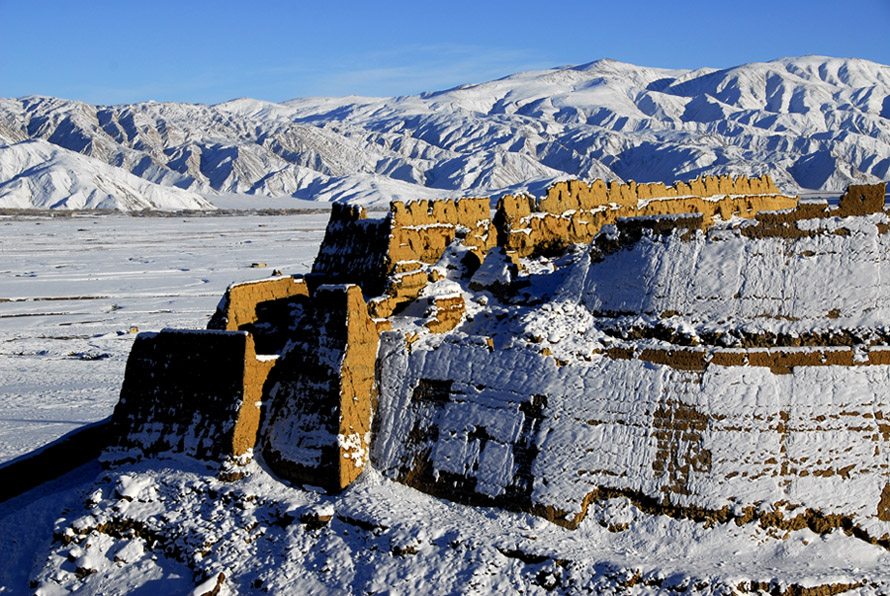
[372,183,890,536]
[494,174,797,257]
[107,277,380,492]
[575,184,890,337]
[262,285,379,492]
[373,333,890,537]
[387,196,495,262]
[310,204,393,297]
[105,329,274,464]
[207,276,310,354]
[311,198,495,317]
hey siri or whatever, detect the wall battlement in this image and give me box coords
[495,174,797,257]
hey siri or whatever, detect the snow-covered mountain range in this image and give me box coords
[2,55,889,210]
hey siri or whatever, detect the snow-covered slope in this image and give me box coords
[1,55,889,209]
[0,140,215,210]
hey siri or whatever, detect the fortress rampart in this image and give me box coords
[104,176,890,541]
[310,175,797,317]
[310,197,495,317]
[495,174,796,257]
[373,334,890,532]
[105,329,273,466]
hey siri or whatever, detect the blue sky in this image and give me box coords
[2,0,889,105]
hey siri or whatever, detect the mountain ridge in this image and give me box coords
[1,55,889,210]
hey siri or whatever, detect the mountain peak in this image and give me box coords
[1,55,889,210]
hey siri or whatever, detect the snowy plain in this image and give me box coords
[0,211,329,463]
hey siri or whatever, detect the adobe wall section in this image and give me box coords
[261,285,379,492]
[611,345,889,373]
[495,175,797,257]
[208,276,309,333]
[541,174,780,213]
[838,183,888,216]
[311,198,494,316]
[105,329,274,464]
[424,295,466,334]
[207,276,310,354]
[310,204,393,297]
[373,335,890,536]
[388,197,495,263]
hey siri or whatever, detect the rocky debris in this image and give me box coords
[192,572,226,596]
[299,504,335,529]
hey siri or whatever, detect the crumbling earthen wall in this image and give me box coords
[388,197,495,263]
[495,175,798,257]
[312,197,494,318]
[103,178,890,525]
[541,174,780,212]
[373,335,890,536]
[261,285,379,492]
[608,344,885,373]
[207,276,310,355]
[208,276,309,334]
[837,183,888,216]
[310,204,393,296]
[106,329,274,464]
[108,278,381,491]
[370,181,890,533]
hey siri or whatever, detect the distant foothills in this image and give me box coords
[0,55,889,210]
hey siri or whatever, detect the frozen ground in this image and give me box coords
[0,212,328,463]
[5,457,887,595]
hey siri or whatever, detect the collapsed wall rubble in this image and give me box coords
[104,176,890,543]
